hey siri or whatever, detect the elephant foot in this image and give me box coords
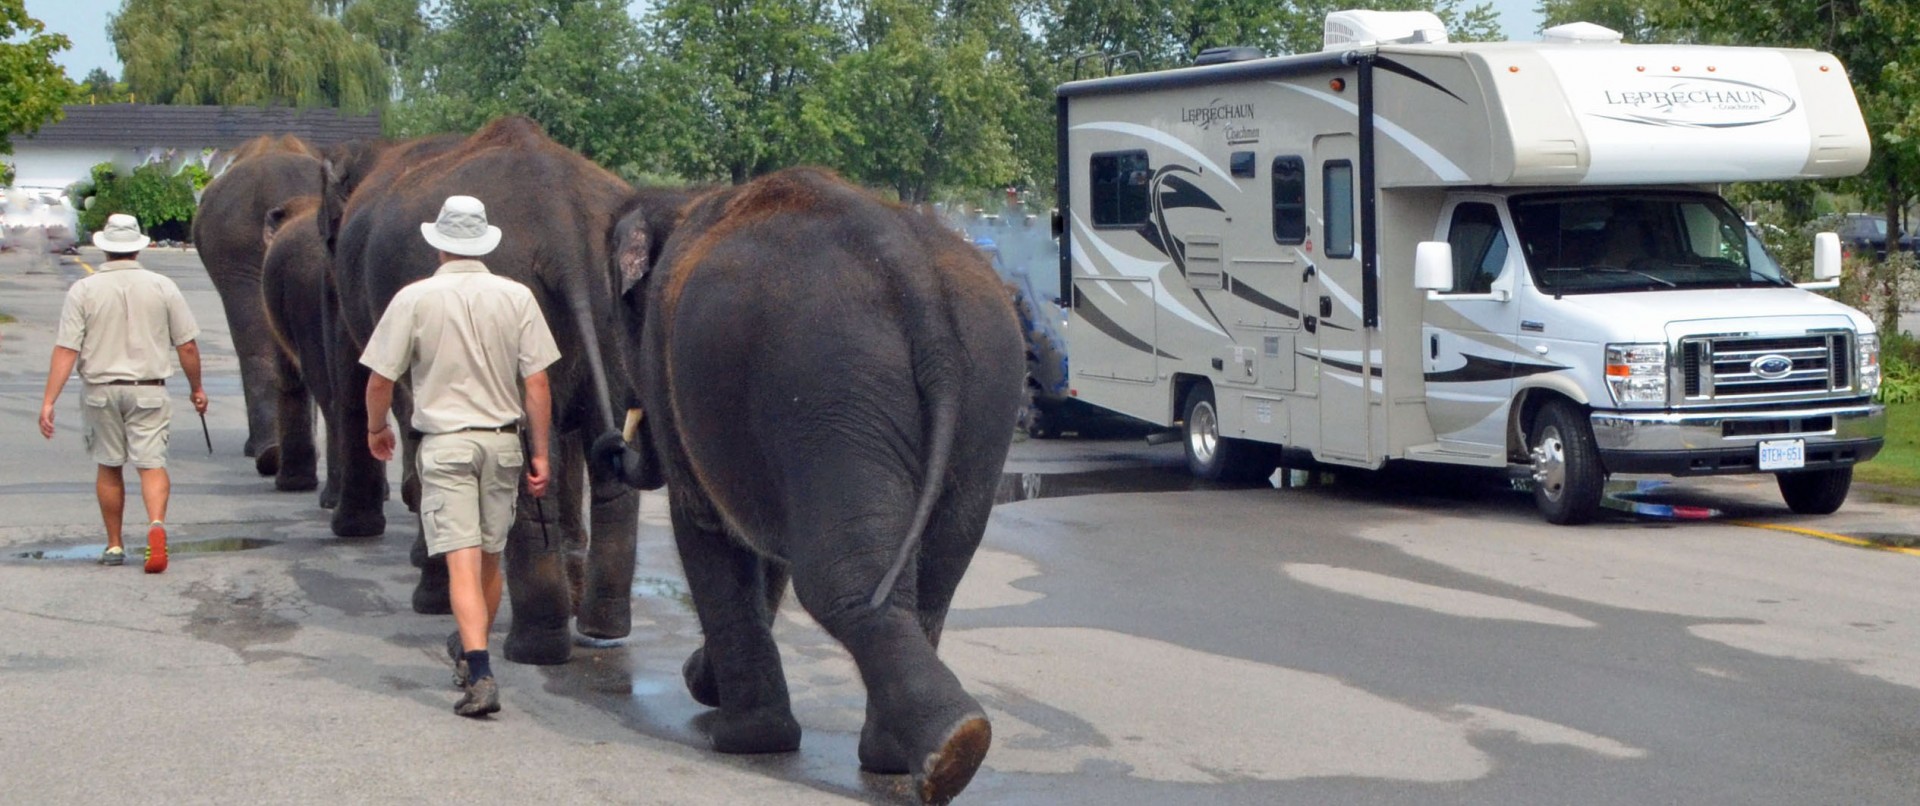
[402,476,420,512]
[503,621,572,665]
[861,713,992,803]
[412,565,451,615]
[254,445,281,477]
[275,473,319,493]
[682,647,720,708]
[319,482,340,510]
[330,507,385,538]
[576,595,631,640]
[710,705,802,755]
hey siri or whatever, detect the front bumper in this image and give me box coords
[1590,402,1884,475]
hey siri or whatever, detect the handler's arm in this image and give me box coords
[523,370,551,497]
[176,340,208,413]
[365,372,398,461]
[38,346,79,439]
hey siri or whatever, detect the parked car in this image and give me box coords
[1835,212,1916,260]
[0,187,80,254]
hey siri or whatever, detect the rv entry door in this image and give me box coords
[1310,133,1371,462]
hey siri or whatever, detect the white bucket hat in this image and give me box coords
[92,213,151,252]
[420,195,502,256]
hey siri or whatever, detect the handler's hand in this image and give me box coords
[191,389,208,414]
[526,456,550,498]
[38,405,55,439]
[368,425,396,461]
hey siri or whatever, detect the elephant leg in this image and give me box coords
[396,386,421,513]
[674,503,800,755]
[328,334,386,538]
[397,421,451,614]
[215,276,281,467]
[577,449,640,640]
[502,439,581,665]
[318,404,343,510]
[271,351,319,493]
[683,561,788,709]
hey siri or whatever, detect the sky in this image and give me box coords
[21,0,1549,82]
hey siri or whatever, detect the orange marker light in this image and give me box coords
[1508,65,1520,73]
[1636,66,1645,72]
[1329,77,1346,92]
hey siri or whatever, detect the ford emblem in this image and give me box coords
[1752,354,1794,380]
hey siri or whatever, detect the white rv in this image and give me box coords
[1056,10,1885,524]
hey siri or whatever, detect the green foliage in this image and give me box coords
[1,1,75,156]
[75,162,199,237]
[110,0,388,112]
[1877,331,1920,404]
[1,161,14,187]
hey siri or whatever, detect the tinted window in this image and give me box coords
[1445,203,1508,294]
[1511,192,1791,294]
[1272,156,1305,244]
[1090,150,1151,227]
[1231,151,1256,178]
[1323,161,1354,258]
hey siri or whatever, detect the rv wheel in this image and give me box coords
[1182,385,1274,483]
[1528,400,1605,525]
[1777,467,1852,515]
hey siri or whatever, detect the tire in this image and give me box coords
[1528,399,1605,525]
[1182,385,1274,483]
[1777,467,1852,515]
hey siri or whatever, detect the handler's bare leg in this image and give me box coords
[96,465,125,551]
[447,547,504,655]
[135,467,170,524]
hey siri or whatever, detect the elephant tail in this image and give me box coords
[868,364,963,610]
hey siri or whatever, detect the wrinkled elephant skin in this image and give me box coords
[622,168,1023,803]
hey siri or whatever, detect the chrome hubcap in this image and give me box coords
[1531,426,1566,501]
[1189,401,1220,467]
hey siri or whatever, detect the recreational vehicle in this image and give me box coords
[1056,10,1884,523]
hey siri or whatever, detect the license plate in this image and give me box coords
[1758,439,1805,471]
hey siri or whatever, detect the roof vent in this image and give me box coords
[1322,10,1447,52]
[1542,21,1624,44]
[1194,46,1265,66]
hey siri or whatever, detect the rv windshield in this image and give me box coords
[1510,192,1791,294]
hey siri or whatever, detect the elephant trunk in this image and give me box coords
[564,285,646,487]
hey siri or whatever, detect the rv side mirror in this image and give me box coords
[1812,232,1841,280]
[1414,241,1453,293]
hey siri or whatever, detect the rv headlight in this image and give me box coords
[1605,343,1668,405]
[1858,332,1881,397]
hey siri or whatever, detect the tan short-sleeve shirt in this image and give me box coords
[54,260,201,384]
[359,260,561,434]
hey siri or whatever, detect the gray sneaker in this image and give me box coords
[454,677,499,718]
[447,631,470,689]
[98,547,125,566]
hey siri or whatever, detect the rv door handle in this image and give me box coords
[1304,315,1318,333]
[1430,335,1439,359]
[1302,265,1316,282]
[1319,296,1333,317]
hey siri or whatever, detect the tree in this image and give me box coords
[643,0,845,183]
[110,0,388,111]
[1,1,74,162]
[391,0,650,172]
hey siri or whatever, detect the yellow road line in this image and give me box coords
[1730,520,1920,557]
[78,258,94,275]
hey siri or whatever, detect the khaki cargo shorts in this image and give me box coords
[417,431,524,556]
[82,384,171,469]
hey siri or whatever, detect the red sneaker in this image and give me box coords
[144,522,168,574]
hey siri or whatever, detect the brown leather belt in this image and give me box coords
[105,379,166,386]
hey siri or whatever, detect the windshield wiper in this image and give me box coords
[1588,266,1677,288]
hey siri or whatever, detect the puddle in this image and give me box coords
[12,537,278,561]
[994,466,1260,505]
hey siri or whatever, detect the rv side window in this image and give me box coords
[1090,150,1152,227]
[1323,161,1354,258]
[1272,156,1306,244]
[1445,203,1508,294]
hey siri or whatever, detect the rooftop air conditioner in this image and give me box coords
[1542,21,1624,44]
[1322,10,1448,52]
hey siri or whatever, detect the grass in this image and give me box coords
[1856,399,1920,489]
[0,313,14,324]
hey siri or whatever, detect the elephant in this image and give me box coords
[318,117,641,665]
[259,196,340,507]
[613,167,1024,804]
[193,134,325,477]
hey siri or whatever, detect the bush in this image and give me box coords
[1879,331,1920,404]
[74,162,198,243]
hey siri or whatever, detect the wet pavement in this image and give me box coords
[6,247,1920,803]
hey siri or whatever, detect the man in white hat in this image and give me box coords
[359,194,559,717]
[38,212,209,573]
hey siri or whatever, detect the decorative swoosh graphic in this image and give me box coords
[1078,294,1180,359]
[1272,82,1470,182]
[1070,121,1237,188]
[1424,354,1565,384]
[1227,277,1300,320]
[1300,350,1383,378]
[1375,57,1466,104]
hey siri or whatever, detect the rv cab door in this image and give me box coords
[1421,197,1522,457]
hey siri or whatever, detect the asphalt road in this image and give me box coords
[3,247,1920,804]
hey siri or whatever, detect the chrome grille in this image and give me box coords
[1679,333,1853,403]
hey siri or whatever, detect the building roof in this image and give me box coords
[21,104,383,148]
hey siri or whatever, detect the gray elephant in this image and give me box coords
[193,134,324,477]
[259,196,340,506]
[613,167,1024,803]
[319,117,640,664]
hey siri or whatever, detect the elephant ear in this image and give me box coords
[318,159,343,252]
[262,203,293,249]
[615,223,651,297]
